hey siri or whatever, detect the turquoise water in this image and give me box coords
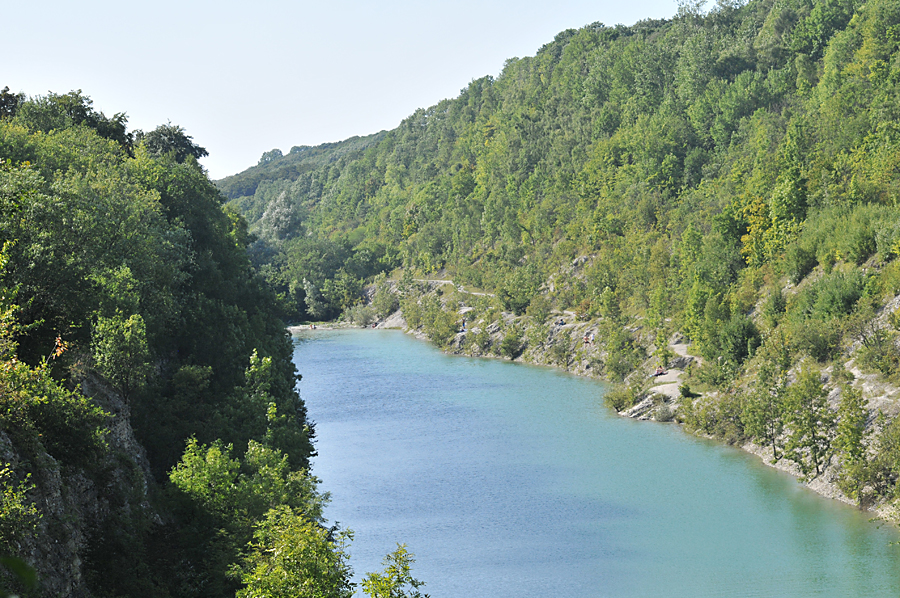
[292,329,900,597]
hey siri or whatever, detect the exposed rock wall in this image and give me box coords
[8,373,158,597]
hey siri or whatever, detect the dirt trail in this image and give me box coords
[647,340,699,400]
[411,279,495,297]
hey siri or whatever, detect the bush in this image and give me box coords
[549,330,574,369]
[238,506,353,598]
[681,393,745,443]
[420,299,458,347]
[371,274,399,318]
[789,319,840,362]
[343,304,377,326]
[856,329,900,377]
[790,269,865,321]
[0,467,40,554]
[679,383,700,398]
[499,327,524,359]
[785,243,816,284]
[603,327,645,381]
[654,401,674,422]
[604,384,639,412]
[362,544,428,598]
[716,315,761,365]
[92,311,151,400]
[400,296,423,329]
[467,327,491,353]
[525,294,552,324]
[761,289,786,328]
[813,270,866,318]
[497,266,542,315]
[0,359,109,468]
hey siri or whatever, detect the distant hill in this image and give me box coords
[216,132,386,224]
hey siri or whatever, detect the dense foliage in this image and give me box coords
[226,0,900,509]
[0,91,334,596]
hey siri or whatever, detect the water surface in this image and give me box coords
[293,329,900,597]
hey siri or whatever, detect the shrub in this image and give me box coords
[343,304,376,326]
[761,289,786,328]
[790,268,865,321]
[238,506,353,598]
[789,319,841,362]
[0,467,40,554]
[497,266,542,315]
[525,294,552,324]
[654,401,674,422]
[92,311,151,400]
[421,303,458,347]
[0,359,109,468]
[604,384,639,412]
[362,544,427,598]
[603,327,645,381]
[467,327,491,353]
[682,393,745,443]
[400,296,423,329]
[679,383,700,398]
[371,274,399,318]
[549,330,574,369]
[715,315,761,365]
[812,270,865,318]
[785,243,816,284]
[856,328,900,377]
[499,327,524,359]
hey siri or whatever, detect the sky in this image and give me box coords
[5,0,678,179]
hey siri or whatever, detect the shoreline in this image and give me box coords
[288,313,895,522]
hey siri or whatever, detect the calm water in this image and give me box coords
[293,329,900,597]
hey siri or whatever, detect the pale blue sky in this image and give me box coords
[6,1,677,179]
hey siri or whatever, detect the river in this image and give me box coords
[292,329,900,597]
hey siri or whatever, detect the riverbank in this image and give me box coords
[291,295,900,523]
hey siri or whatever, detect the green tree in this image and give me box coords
[741,364,787,461]
[303,278,327,320]
[499,326,524,359]
[0,87,23,120]
[169,438,328,596]
[784,364,835,480]
[372,273,399,319]
[525,293,552,324]
[362,544,429,598]
[91,311,151,400]
[550,329,575,370]
[238,506,353,598]
[834,384,871,506]
[13,89,131,148]
[170,437,324,527]
[0,467,39,555]
[136,122,208,163]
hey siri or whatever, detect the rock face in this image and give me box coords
[7,373,158,598]
[378,309,407,330]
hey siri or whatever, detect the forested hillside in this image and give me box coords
[0,90,363,596]
[225,0,900,512]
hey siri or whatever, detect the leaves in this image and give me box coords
[362,544,429,598]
